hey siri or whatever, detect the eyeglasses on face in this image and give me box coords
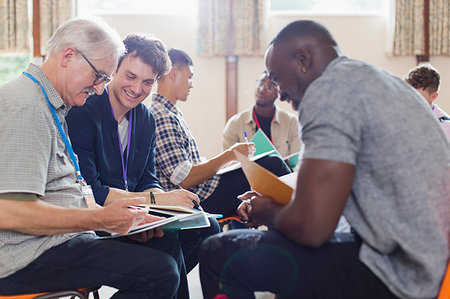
[257,79,279,92]
[76,50,112,85]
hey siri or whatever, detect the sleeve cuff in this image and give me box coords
[170,160,193,185]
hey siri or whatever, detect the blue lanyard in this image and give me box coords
[23,72,84,183]
[107,86,133,191]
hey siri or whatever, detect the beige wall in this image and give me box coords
[100,13,450,158]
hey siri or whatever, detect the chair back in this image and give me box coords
[438,261,450,299]
[0,287,100,299]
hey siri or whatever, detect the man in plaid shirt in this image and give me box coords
[149,48,291,218]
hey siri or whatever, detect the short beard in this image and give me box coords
[256,101,273,107]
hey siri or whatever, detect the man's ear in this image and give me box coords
[60,46,77,68]
[431,92,439,100]
[294,48,312,70]
[168,67,177,82]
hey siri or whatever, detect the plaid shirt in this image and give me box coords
[149,93,219,201]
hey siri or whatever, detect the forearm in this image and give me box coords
[274,159,354,248]
[179,150,234,189]
[0,199,102,235]
[274,201,333,248]
[103,187,151,206]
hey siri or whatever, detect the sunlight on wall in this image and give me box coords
[77,0,197,16]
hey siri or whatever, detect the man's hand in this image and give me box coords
[237,191,283,228]
[95,197,148,235]
[154,189,200,208]
[229,142,256,159]
[127,214,165,242]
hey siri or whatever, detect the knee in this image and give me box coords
[155,255,181,295]
[258,155,290,175]
[207,217,221,236]
[199,233,220,260]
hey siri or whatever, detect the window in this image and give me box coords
[77,0,198,16]
[270,0,388,15]
[0,54,29,85]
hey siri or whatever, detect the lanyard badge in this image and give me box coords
[23,72,95,206]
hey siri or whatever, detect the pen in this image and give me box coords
[192,199,204,211]
[244,130,248,143]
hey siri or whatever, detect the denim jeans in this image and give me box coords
[199,230,399,299]
[179,216,221,273]
[0,232,188,299]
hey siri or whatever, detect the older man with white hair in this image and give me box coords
[0,18,182,298]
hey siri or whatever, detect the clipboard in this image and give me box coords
[233,150,294,205]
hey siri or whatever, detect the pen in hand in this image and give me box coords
[192,199,204,211]
[244,130,249,143]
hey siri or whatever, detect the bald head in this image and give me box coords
[265,20,340,110]
[272,20,338,48]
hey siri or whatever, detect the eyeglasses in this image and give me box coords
[77,50,112,85]
[257,80,279,92]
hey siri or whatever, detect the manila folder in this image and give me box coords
[234,150,293,205]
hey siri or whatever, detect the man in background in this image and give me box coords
[0,18,181,298]
[199,20,449,299]
[406,63,450,139]
[223,70,300,159]
[149,48,291,219]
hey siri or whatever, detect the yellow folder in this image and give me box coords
[234,150,293,205]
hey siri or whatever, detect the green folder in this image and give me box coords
[250,129,301,169]
[285,151,300,168]
[250,129,281,157]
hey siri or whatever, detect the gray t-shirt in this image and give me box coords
[0,64,87,279]
[299,56,450,298]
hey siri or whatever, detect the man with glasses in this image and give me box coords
[77,50,113,87]
[0,18,182,298]
[67,34,220,287]
[149,49,291,220]
[223,70,301,159]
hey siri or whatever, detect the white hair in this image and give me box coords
[46,17,125,61]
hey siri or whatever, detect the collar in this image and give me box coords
[152,93,183,116]
[322,55,348,75]
[25,63,68,113]
[246,105,281,124]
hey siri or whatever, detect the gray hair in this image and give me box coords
[46,17,125,61]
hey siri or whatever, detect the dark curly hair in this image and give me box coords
[117,33,171,80]
[406,64,440,93]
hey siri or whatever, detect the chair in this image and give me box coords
[438,262,450,299]
[0,286,100,299]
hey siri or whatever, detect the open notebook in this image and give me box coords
[95,206,212,239]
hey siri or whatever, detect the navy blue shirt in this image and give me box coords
[66,90,161,205]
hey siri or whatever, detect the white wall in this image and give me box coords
[99,13,450,158]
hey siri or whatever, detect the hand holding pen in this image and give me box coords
[243,130,255,158]
[192,199,204,211]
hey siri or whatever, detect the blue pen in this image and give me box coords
[244,130,249,143]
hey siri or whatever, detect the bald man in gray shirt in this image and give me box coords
[200,20,449,299]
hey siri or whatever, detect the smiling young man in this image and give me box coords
[67,34,200,209]
[66,35,220,293]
